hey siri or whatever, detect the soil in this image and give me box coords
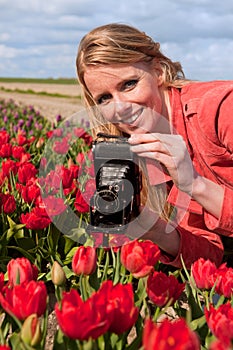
[0,81,85,122]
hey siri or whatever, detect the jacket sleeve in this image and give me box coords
[160,211,224,269]
[204,186,233,235]
[203,90,233,235]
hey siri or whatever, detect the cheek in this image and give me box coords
[135,83,162,110]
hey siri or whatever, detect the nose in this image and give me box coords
[100,100,133,123]
[114,101,133,120]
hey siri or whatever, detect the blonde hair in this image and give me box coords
[76,23,190,106]
[76,23,190,221]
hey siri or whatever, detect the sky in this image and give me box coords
[0,0,233,81]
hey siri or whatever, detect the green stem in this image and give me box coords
[80,274,89,301]
[152,306,161,322]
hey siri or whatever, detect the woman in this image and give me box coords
[76,23,233,268]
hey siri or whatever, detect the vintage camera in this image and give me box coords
[89,133,141,234]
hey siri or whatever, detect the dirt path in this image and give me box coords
[0,82,86,122]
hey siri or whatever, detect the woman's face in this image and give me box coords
[84,61,167,134]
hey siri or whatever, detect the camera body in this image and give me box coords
[89,133,141,233]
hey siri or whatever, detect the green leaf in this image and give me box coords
[135,278,147,308]
[62,247,78,265]
[47,225,61,252]
[6,216,25,241]
[190,315,207,331]
[63,265,75,279]
[89,267,101,291]
[185,283,204,320]
[9,332,22,350]
[16,237,36,251]
[7,245,36,261]
[53,330,67,350]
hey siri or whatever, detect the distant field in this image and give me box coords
[0,79,83,121]
[0,77,77,84]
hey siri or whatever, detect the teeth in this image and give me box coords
[125,108,143,124]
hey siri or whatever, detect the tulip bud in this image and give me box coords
[51,261,66,286]
[21,314,41,347]
[72,246,97,275]
[36,137,45,148]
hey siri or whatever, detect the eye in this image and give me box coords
[123,79,138,90]
[97,93,112,105]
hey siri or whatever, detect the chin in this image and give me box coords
[117,123,147,135]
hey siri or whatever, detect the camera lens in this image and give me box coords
[94,189,119,214]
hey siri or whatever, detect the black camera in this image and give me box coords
[89,133,141,234]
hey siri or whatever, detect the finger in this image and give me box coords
[128,133,172,145]
[130,142,169,155]
[134,151,175,167]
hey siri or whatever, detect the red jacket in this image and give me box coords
[157,81,233,268]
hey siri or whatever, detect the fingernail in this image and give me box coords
[128,135,135,142]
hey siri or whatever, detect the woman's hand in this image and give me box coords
[128,133,224,219]
[128,133,196,195]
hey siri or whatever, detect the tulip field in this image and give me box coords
[0,97,233,350]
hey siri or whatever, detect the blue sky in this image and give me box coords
[0,0,233,81]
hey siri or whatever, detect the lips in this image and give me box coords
[121,107,144,125]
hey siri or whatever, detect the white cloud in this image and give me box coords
[0,0,232,79]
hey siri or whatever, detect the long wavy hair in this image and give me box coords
[76,23,192,221]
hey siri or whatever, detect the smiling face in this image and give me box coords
[84,61,169,134]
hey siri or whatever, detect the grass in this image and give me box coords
[0,87,81,99]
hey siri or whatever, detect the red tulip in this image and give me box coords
[143,318,200,350]
[0,143,12,158]
[74,188,90,213]
[53,137,70,154]
[19,152,31,163]
[72,246,97,275]
[17,178,41,205]
[0,273,4,292]
[55,287,111,340]
[81,178,96,205]
[12,145,26,160]
[20,207,51,230]
[76,152,85,165]
[0,193,16,214]
[0,130,10,145]
[0,345,11,350]
[120,240,160,278]
[209,339,232,350]
[41,169,61,195]
[213,265,233,298]
[41,195,67,217]
[104,280,139,334]
[16,132,28,146]
[1,159,18,178]
[191,258,217,290]
[205,302,233,347]
[17,162,37,184]
[0,280,47,320]
[7,257,38,286]
[55,165,74,190]
[146,270,185,307]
